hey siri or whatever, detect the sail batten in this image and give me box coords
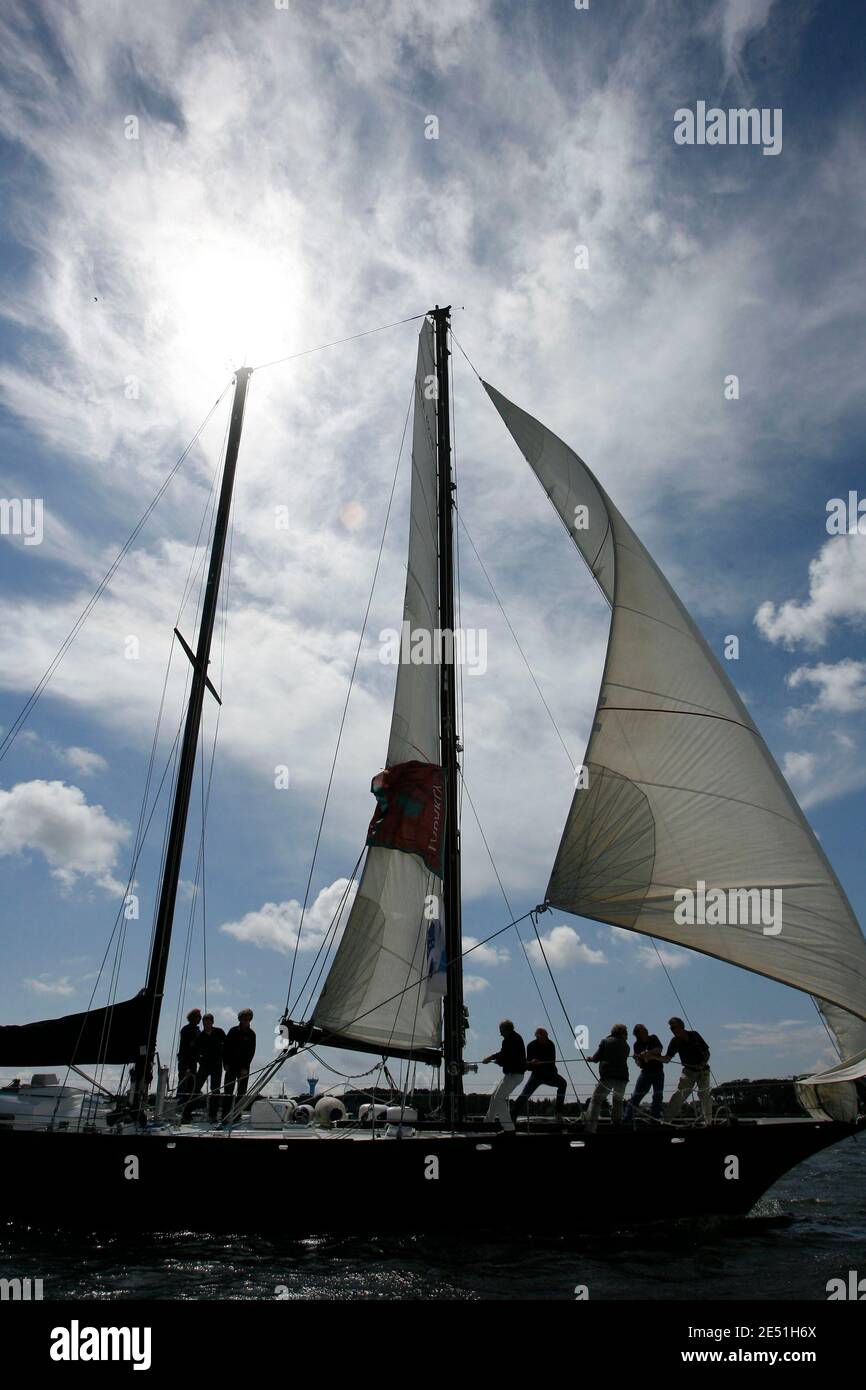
[486,381,866,1062]
[309,321,443,1057]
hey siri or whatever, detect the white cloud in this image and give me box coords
[62,746,108,777]
[0,0,864,926]
[781,750,816,784]
[24,974,76,997]
[716,0,776,85]
[755,538,866,649]
[787,660,866,715]
[721,1019,825,1052]
[463,975,490,995]
[0,779,130,894]
[635,943,690,971]
[526,924,606,969]
[219,877,357,955]
[462,935,509,968]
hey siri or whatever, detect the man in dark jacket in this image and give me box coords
[185,1012,226,1122]
[623,1023,665,1124]
[512,1027,567,1119]
[222,1008,256,1121]
[662,1016,712,1124]
[483,1019,526,1132]
[176,1008,201,1114]
[584,1023,630,1132]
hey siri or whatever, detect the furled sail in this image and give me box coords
[0,992,148,1066]
[486,382,866,1072]
[307,321,443,1059]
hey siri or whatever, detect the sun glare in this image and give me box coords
[168,241,296,378]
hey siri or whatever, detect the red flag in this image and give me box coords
[366,761,445,876]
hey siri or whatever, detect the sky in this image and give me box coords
[1,0,865,1102]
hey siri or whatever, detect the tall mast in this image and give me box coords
[133,367,252,1110]
[431,306,465,1126]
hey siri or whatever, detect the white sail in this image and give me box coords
[311,321,442,1057]
[486,382,866,1069]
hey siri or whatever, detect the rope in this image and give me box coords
[0,384,231,765]
[290,853,364,1020]
[284,384,414,1015]
[252,313,426,373]
[458,772,588,1100]
[456,506,577,770]
[450,329,482,382]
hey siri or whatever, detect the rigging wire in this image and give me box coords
[252,313,427,373]
[291,854,364,1021]
[284,383,415,1017]
[456,505,577,771]
[0,384,231,766]
[60,405,231,1104]
[457,771,592,1099]
[285,911,535,1061]
[450,330,483,382]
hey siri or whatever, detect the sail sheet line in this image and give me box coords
[554,908,866,1027]
[287,908,536,1063]
[456,770,586,1097]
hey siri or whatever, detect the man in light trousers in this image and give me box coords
[584,1023,630,1133]
[483,1019,526,1133]
[662,1016,713,1124]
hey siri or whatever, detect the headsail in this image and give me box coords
[486,382,866,1070]
[306,321,443,1059]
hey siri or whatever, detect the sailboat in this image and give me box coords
[1,305,864,1235]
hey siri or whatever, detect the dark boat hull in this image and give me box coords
[2,1118,860,1235]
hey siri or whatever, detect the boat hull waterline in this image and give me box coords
[2,1118,858,1235]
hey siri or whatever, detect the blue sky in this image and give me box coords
[1,0,865,1099]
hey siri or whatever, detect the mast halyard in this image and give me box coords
[132,367,252,1113]
[431,306,465,1126]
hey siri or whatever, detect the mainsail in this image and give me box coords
[0,992,148,1067]
[486,382,866,1076]
[307,321,443,1059]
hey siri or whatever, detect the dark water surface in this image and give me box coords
[3,1133,865,1301]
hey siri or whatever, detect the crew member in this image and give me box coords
[177,1008,201,1114]
[623,1023,664,1124]
[483,1019,526,1133]
[513,1027,567,1120]
[584,1023,630,1133]
[186,1012,226,1122]
[662,1016,713,1124]
[222,1008,256,1121]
